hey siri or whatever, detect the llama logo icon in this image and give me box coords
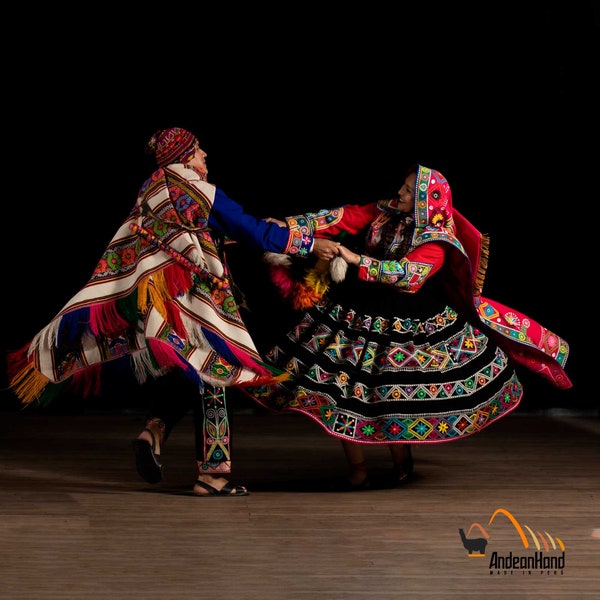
[458,508,566,573]
[458,525,489,556]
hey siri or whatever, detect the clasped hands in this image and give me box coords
[263,217,360,266]
[312,238,360,266]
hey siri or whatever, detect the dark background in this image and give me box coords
[2,4,597,413]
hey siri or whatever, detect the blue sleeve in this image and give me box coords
[208,188,291,253]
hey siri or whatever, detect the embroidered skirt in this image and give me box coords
[243,276,523,444]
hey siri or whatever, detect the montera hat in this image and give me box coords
[147,127,197,167]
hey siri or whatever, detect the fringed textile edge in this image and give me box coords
[236,371,291,387]
[136,265,194,338]
[147,269,170,320]
[7,362,51,406]
[137,275,151,315]
[29,320,60,357]
[67,364,103,398]
[131,347,167,384]
[200,327,271,377]
[89,301,131,337]
[116,291,139,324]
[164,261,195,297]
[473,233,490,296]
[147,338,191,371]
[252,358,292,382]
[6,342,31,380]
[180,313,209,348]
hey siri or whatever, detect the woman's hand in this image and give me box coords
[337,245,360,266]
[312,239,360,264]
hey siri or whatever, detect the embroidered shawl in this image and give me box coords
[8,164,289,406]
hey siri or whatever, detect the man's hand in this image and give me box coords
[312,238,341,260]
[263,217,287,227]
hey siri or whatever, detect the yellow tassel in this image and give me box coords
[137,275,151,314]
[9,364,51,406]
[137,270,172,318]
[147,270,171,320]
[151,269,171,299]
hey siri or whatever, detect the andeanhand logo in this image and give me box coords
[458,508,566,575]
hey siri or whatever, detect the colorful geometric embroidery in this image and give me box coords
[198,385,231,473]
[283,373,522,443]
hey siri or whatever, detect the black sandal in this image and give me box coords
[193,480,250,497]
[132,419,164,484]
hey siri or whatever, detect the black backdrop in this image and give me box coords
[2,4,597,412]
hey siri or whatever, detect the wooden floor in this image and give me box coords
[0,406,598,599]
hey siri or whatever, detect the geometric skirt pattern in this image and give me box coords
[243,294,523,444]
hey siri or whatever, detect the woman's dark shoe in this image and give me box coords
[331,476,372,492]
[132,418,165,484]
[331,460,371,491]
[393,446,414,485]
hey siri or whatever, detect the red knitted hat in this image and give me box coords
[146,127,197,167]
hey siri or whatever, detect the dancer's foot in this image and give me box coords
[347,460,369,487]
[330,461,371,491]
[193,475,249,497]
[132,418,165,484]
[390,445,414,485]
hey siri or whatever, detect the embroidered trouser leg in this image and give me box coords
[143,372,232,474]
[195,384,232,474]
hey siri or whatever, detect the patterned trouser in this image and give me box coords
[194,384,232,474]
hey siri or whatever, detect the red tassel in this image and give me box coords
[164,263,194,297]
[89,302,130,337]
[165,300,187,339]
[147,339,189,370]
[224,343,270,376]
[69,364,103,397]
[6,342,32,379]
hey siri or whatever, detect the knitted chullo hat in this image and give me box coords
[146,127,197,167]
